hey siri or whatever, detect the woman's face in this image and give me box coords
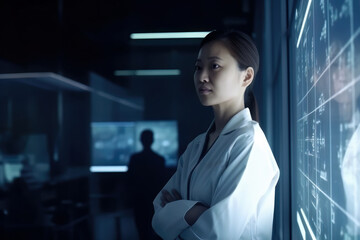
[194,40,247,107]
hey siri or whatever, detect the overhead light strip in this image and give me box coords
[130,31,210,39]
[90,166,128,172]
[114,69,181,76]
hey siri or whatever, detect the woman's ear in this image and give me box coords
[242,67,254,87]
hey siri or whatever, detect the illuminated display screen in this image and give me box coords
[290,0,360,239]
[91,121,178,170]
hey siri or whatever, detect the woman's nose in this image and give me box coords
[198,70,209,83]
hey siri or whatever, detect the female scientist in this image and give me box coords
[152,30,280,239]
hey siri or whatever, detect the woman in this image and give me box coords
[152,30,280,239]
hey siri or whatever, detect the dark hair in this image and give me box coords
[200,30,260,121]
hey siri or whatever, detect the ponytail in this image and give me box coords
[245,88,259,122]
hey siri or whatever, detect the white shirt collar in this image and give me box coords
[206,108,253,136]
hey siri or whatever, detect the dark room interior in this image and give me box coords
[1,0,360,239]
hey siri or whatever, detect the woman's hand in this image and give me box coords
[160,189,209,225]
[184,203,209,225]
[160,189,182,207]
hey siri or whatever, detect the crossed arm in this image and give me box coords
[160,189,209,226]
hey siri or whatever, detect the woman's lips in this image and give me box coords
[198,87,212,95]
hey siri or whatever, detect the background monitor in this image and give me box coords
[91,121,178,172]
[135,121,178,167]
[0,133,50,190]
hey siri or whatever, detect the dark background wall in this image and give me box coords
[0,0,294,239]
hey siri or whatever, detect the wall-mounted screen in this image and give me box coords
[91,121,178,172]
[290,0,360,239]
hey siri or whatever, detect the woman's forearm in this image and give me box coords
[184,203,209,225]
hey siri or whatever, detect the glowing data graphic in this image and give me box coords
[291,0,360,239]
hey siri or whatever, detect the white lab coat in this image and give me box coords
[152,108,280,240]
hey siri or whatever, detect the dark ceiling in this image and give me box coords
[0,0,260,152]
[0,0,256,87]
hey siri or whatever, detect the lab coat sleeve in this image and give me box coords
[152,153,199,240]
[180,130,279,239]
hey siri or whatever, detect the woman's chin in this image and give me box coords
[199,100,213,107]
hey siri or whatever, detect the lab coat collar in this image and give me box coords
[206,108,253,135]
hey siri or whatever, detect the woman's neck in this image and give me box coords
[212,99,245,135]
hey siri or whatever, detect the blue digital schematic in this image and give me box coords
[290,0,360,239]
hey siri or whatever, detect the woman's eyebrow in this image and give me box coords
[207,56,222,60]
[196,56,223,62]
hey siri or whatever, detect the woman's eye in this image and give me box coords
[195,65,201,71]
[212,64,220,69]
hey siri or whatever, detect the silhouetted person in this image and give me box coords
[128,129,165,240]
